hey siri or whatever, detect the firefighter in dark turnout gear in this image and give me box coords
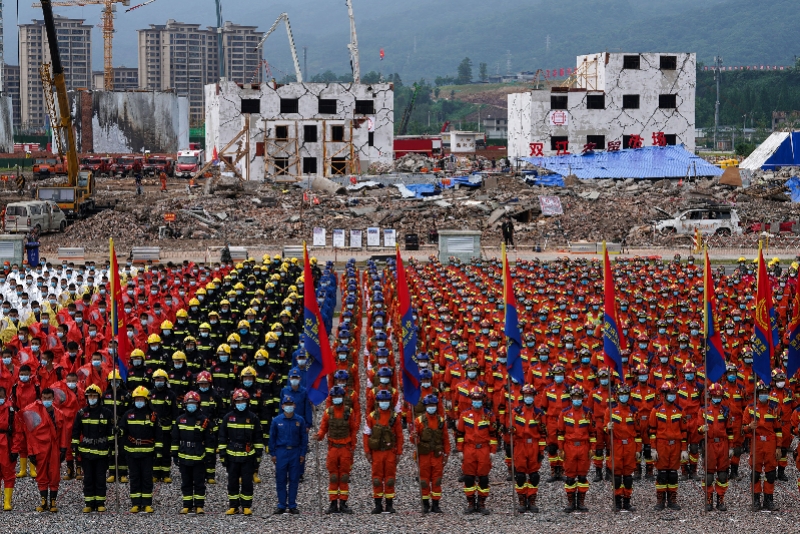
[171,391,214,514]
[71,384,114,512]
[119,386,161,513]
[219,388,264,516]
[150,369,179,482]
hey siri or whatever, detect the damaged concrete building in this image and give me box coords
[508,52,696,159]
[204,80,393,181]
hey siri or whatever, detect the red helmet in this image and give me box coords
[195,371,213,383]
[521,384,536,396]
[707,383,724,396]
[682,361,697,374]
[232,388,250,401]
[660,381,676,393]
[634,364,648,375]
[183,391,201,404]
[469,386,485,399]
[570,385,586,398]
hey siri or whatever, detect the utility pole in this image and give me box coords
[713,55,722,151]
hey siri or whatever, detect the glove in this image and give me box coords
[606,422,614,430]
[456,451,463,462]
[699,425,708,433]
[680,451,689,462]
[651,449,658,461]
[558,449,565,460]
[59,448,66,463]
[489,452,495,461]
[635,451,641,461]
[729,448,734,459]
[776,449,783,461]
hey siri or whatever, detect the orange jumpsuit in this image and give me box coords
[13,400,69,495]
[589,385,611,472]
[769,385,793,470]
[0,402,15,492]
[631,380,657,475]
[363,409,403,500]
[676,380,702,473]
[557,403,595,496]
[742,401,782,497]
[411,411,450,502]
[649,402,687,501]
[511,403,546,498]
[456,406,497,500]
[317,404,358,503]
[603,402,641,500]
[539,382,570,474]
[696,403,733,502]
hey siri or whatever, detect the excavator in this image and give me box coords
[34,0,96,219]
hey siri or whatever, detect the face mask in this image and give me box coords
[92,360,102,368]
[186,403,198,413]
[243,379,254,387]
[422,405,437,415]
[1,357,10,366]
[135,400,146,409]
[236,402,248,411]
[666,393,676,403]
[155,381,165,389]
[174,362,184,369]
[524,396,535,405]
[685,373,695,381]
[283,405,295,414]
[711,397,722,405]
[744,358,753,364]
[199,385,210,393]
[88,398,98,406]
[638,375,648,383]
[219,355,229,363]
[659,357,669,364]
[618,394,630,403]
[378,401,391,410]
[333,397,344,405]
[467,371,478,379]
[42,400,53,409]
[67,382,77,390]
[554,375,564,384]
[572,399,583,407]
[727,374,736,383]
[290,379,300,387]
[600,378,609,386]
[758,394,769,403]
[471,401,483,409]
[379,377,390,385]
[297,359,307,366]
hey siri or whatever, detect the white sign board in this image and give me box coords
[367,227,381,247]
[332,229,346,248]
[383,229,397,248]
[312,227,326,246]
[548,110,569,126]
[350,230,363,249]
[539,196,564,216]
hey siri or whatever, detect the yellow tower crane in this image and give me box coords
[32,0,131,90]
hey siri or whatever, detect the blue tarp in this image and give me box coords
[443,174,483,189]
[763,132,800,170]
[527,174,564,187]
[522,145,723,180]
[402,183,439,198]
[786,176,800,203]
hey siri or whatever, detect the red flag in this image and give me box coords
[380,48,385,60]
[303,243,335,404]
[753,245,773,384]
[110,240,132,374]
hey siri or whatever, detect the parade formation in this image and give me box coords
[0,241,800,521]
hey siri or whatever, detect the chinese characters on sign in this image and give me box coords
[555,140,570,156]
[627,135,643,149]
[529,143,544,157]
[539,196,564,216]
[581,143,596,155]
[548,110,569,126]
[607,141,621,152]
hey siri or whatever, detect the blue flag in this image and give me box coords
[502,245,524,384]
[396,248,421,406]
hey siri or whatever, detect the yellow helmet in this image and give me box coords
[226,290,237,298]
[131,348,145,359]
[160,320,174,330]
[229,270,238,276]
[234,282,245,290]
[271,322,284,331]
[132,386,150,398]
[207,311,219,318]
[220,299,230,306]
[217,343,231,355]
[792,262,800,270]
[270,274,281,281]
[152,369,169,379]
[85,384,102,395]
[108,370,122,380]
[206,282,216,290]
[176,309,188,318]
[290,257,299,265]
[196,288,207,296]
[265,331,279,343]
[240,366,257,377]
[227,333,241,343]
[255,348,269,360]
[147,334,162,344]
[296,276,305,284]
[310,257,317,265]
[262,253,271,262]
[235,262,244,270]
[244,308,257,316]
[184,335,197,344]
[237,319,250,329]
[280,310,292,318]
[738,257,746,262]
[172,351,186,361]
[273,254,281,261]
[287,285,298,294]
[213,277,222,284]
[189,298,201,307]
[265,283,275,291]
[199,322,211,330]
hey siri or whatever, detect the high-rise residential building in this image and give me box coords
[3,65,21,128]
[92,67,139,91]
[137,20,263,124]
[19,15,92,128]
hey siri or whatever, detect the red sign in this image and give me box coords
[164,212,176,222]
[652,132,667,147]
[627,135,643,149]
[529,143,544,157]
[607,141,621,152]
[555,140,570,156]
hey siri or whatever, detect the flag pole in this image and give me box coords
[503,243,518,517]
[702,246,710,512]
[110,238,120,513]
[752,241,761,511]
[603,241,616,512]
[313,404,322,515]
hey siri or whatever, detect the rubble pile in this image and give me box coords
[27,167,800,254]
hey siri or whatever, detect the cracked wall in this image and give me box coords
[205,81,394,181]
[0,96,12,153]
[508,52,696,159]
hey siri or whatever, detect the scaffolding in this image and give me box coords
[560,55,600,91]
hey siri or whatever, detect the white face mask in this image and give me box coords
[426,406,437,414]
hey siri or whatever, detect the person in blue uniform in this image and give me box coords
[280,367,313,481]
[269,396,308,514]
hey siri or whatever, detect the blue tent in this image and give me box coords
[740,132,800,171]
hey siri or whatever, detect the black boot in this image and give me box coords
[593,466,603,482]
[667,490,681,510]
[605,467,612,481]
[62,461,75,481]
[326,501,339,514]
[752,493,762,511]
[653,492,666,511]
[477,496,490,515]
[563,492,576,513]
[48,490,58,513]
[645,464,655,480]
[729,464,740,481]
[716,493,727,512]
[763,494,776,511]
[778,466,789,482]
[430,500,442,513]
[547,466,560,483]
[464,495,476,514]
[339,500,353,514]
[633,465,642,481]
[705,493,714,512]
[422,499,430,514]
[518,494,528,513]
[622,497,635,512]
[576,492,588,512]
[506,465,513,482]
[371,498,383,514]
[384,499,396,513]
[688,464,697,481]
[614,495,622,511]
[528,494,539,513]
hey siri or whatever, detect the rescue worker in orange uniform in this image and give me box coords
[590,368,612,482]
[603,383,641,512]
[363,389,403,514]
[316,386,358,514]
[557,385,595,513]
[676,361,703,480]
[411,394,450,514]
[698,383,733,512]
[649,381,687,511]
[455,386,497,515]
[769,369,793,482]
[540,363,569,482]
[630,363,657,480]
[511,384,546,513]
[721,363,747,480]
[743,381,782,511]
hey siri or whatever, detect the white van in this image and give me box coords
[4,200,68,234]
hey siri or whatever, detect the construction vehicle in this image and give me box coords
[397,83,421,136]
[253,13,302,82]
[345,0,360,83]
[80,157,113,176]
[34,0,96,219]
[143,156,174,177]
[33,156,67,178]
